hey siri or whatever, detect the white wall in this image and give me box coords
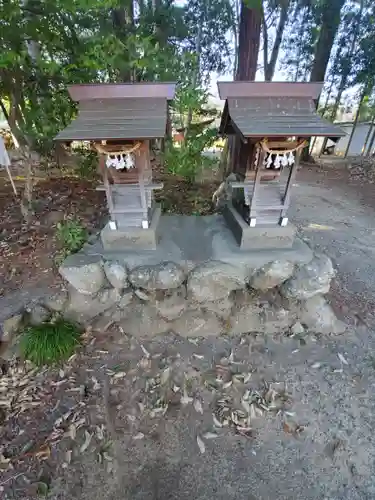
[335,123,371,156]
[311,123,375,157]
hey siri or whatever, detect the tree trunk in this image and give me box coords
[236,3,261,81]
[317,43,344,156]
[219,0,241,180]
[310,72,335,154]
[112,1,135,81]
[309,0,346,84]
[184,16,203,143]
[294,6,310,81]
[0,99,9,122]
[366,125,375,157]
[232,0,241,78]
[362,116,375,155]
[264,0,289,81]
[302,0,345,162]
[262,7,269,80]
[231,2,261,175]
[344,86,367,158]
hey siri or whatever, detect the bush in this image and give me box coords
[75,148,98,178]
[164,127,219,181]
[20,318,81,366]
[56,218,88,255]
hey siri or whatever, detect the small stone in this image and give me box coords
[119,305,169,338]
[27,304,51,326]
[65,287,121,324]
[1,313,24,342]
[299,295,346,334]
[229,302,294,335]
[117,289,133,308]
[250,261,295,291]
[44,290,69,312]
[171,310,224,338]
[104,261,128,290]
[229,304,263,335]
[262,306,294,334]
[155,291,187,321]
[129,262,185,291]
[91,316,115,333]
[134,289,151,301]
[201,297,233,319]
[187,261,246,302]
[291,322,305,335]
[59,254,107,295]
[280,254,335,300]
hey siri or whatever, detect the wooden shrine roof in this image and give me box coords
[55,83,176,141]
[217,82,345,138]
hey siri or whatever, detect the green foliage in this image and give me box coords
[164,127,218,181]
[74,147,99,178]
[20,318,81,366]
[184,0,235,77]
[0,0,236,153]
[56,218,88,254]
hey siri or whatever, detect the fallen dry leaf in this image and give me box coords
[140,345,150,359]
[160,367,171,385]
[80,431,92,453]
[194,399,204,414]
[34,444,51,460]
[202,432,218,439]
[65,450,72,464]
[196,435,205,454]
[180,387,193,406]
[192,353,204,360]
[212,414,223,428]
[338,353,349,365]
[68,424,77,440]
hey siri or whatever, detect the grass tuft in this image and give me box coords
[56,218,88,255]
[20,318,81,366]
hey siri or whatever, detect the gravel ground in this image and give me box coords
[2,163,375,500]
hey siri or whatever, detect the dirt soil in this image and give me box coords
[0,173,217,323]
[0,178,107,296]
[1,162,375,499]
[154,174,220,216]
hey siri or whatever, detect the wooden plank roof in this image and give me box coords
[218,82,345,138]
[68,82,176,101]
[56,83,176,141]
[217,81,323,99]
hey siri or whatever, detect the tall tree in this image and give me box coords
[280,1,317,82]
[229,1,262,176]
[262,0,290,81]
[236,1,262,80]
[309,0,346,85]
[318,0,365,155]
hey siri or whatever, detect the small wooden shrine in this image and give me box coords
[217,81,345,249]
[56,82,176,250]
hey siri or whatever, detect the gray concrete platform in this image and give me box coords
[101,206,161,251]
[223,204,297,249]
[85,214,313,271]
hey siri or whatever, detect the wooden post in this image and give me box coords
[248,149,265,223]
[137,144,148,227]
[102,155,114,216]
[281,149,301,219]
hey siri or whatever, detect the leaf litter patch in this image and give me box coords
[0,330,301,496]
